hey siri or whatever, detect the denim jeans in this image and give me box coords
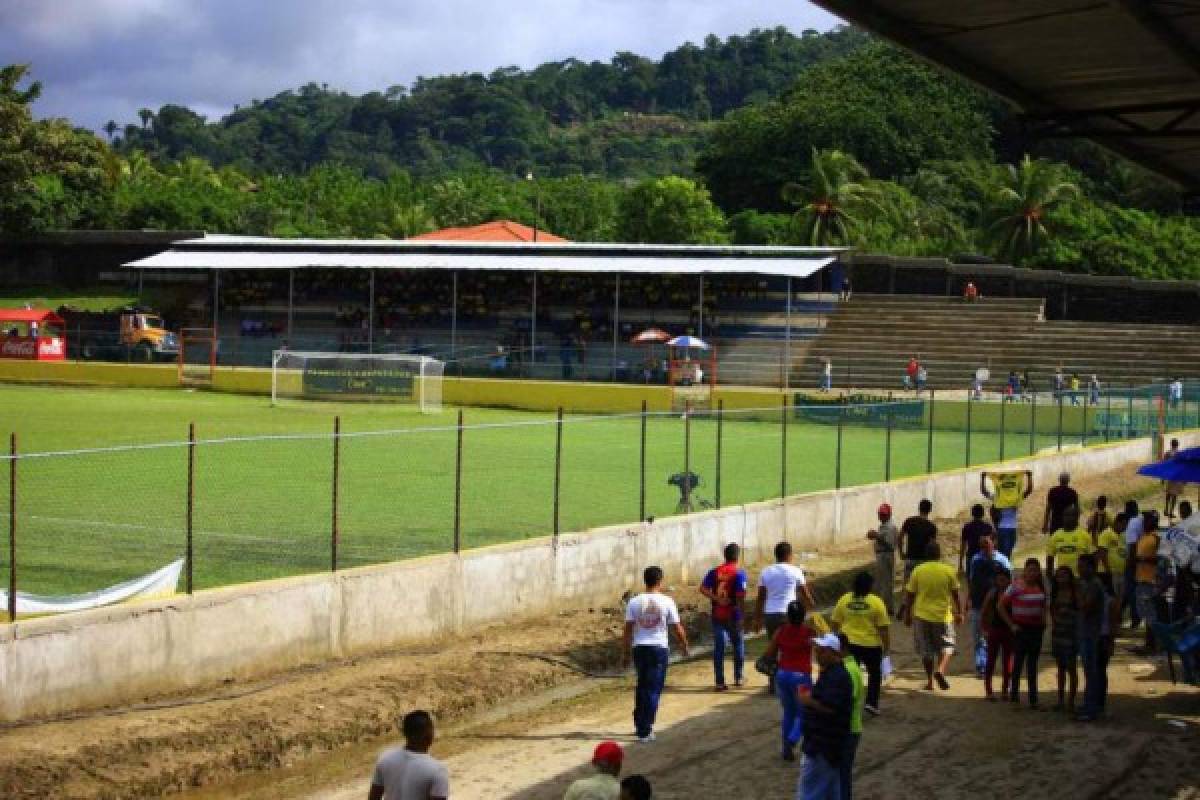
[838,733,860,800]
[632,645,669,738]
[796,752,841,800]
[1011,626,1045,705]
[712,617,745,686]
[996,528,1017,558]
[968,609,987,675]
[1078,635,1105,716]
[775,669,812,746]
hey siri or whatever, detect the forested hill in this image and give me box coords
[110,27,869,178]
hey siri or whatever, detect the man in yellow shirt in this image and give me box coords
[903,542,963,692]
[1095,514,1127,596]
[1046,506,1094,577]
[981,469,1033,558]
[831,572,891,715]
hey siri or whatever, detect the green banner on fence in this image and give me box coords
[303,359,417,399]
[794,394,925,428]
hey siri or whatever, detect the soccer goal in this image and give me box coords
[271,351,444,412]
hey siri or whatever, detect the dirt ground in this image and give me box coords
[1,465,1197,799]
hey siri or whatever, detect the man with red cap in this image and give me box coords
[867,503,898,615]
[563,741,624,800]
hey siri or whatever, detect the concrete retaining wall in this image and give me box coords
[1,431,1195,723]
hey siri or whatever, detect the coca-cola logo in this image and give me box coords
[1,338,36,357]
[38,337,64,356]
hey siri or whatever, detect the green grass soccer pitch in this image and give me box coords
[0,383,1059,595]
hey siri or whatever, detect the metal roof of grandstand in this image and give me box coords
[813,1,1200,190]
[124,235,843,279]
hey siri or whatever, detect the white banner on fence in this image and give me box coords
[0,559,183,619]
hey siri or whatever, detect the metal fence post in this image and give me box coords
[716,399,723,508]
[885,393,893,482]
[836,403,844,490]
[639,400,647,521]
[553,407,563,540]
[999,395,1006,462]
[965,392,973,468]
[781,394,788,498]
[186,423,195,594]
[1127,385,1134,439]
[1057,396,1064,452]
[454,410,463,553]
[1030,391,1038,455]
[1104,389,1112,442]
[7,433,15,623]
[331,416,340,572]
[926,389,935,474]
[683,402,692,511]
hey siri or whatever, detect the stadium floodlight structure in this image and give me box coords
[271,351,444,412]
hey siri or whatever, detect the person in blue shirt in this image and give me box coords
[965,535,1013,677]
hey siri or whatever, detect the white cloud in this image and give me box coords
[0,0,841,129]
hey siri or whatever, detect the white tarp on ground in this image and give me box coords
[0,559,183,618]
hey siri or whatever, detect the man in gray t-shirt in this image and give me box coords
[370,710,449,800]
[867,503,899,615]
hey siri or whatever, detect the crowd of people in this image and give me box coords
[366,460,1198,800]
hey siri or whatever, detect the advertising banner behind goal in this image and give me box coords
[272,351,443,412]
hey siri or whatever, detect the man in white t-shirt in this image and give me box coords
[752,541,815,690]
[622,565,690,743]
[369,710,449,800]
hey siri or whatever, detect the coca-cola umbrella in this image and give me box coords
[631,328,671,344]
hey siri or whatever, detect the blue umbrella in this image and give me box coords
[1136,446,1200,483]
[667,335,709,350]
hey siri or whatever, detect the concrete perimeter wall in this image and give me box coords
[3,428,1195,724]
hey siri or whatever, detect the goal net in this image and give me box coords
[271,351,444,412]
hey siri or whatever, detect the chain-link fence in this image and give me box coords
[3,385,1197,619]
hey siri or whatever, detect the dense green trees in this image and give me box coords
[4,23,1200,281]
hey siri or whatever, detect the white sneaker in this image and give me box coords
[637,733,657,743]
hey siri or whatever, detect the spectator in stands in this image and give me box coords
[619,775,652,800]
[966,537,1011,680]
[564,741,623,800]
[998,559,1049,708]
[1053,366,1065,399]
[905,357,919,393]
[489,346,508,375]
[368,710,450,800]
[981,469,1033,558]
[916,365,928,393]
[831,572,890,717]
[866,504,899,615]
[840,276,852,302]
[972,371,984,401]
[1042,472,1079,535]
[796,634,853,800]
[622,566,690,744]
[1170,377,1184,408]
[1007,370,1020,402]
[1021,370,1032,401]
[896,499,937,619]
[753,541,815,692]
[959,504,995,574]
[699,543,748,690]
[1069,373,1082,406]
[823,359,833,392]
[760,600,815,761]
[903,541,962,691]
[835,632,865,800]
[1164,438,1183,518]
[963,281,979,302]
[1088,374,1101,405]
[1122,500,1143,628]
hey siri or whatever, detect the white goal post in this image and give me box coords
[271,351,444,412]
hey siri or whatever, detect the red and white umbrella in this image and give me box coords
[631,328,671,344]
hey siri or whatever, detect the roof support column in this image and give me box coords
[612,274,621,382]
[451,270,458,359]
[531,272,537,374]
[368,268,375,354]
[785,276,792,391]
[697,275,704,339]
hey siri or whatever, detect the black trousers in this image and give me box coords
[848,643,883,709]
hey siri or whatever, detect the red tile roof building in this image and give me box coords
[408,220,568,243]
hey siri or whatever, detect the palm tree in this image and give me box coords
[137,108,154,130]
[985,155,1080,263]
[782,148,881,246]
[103,120,118,142]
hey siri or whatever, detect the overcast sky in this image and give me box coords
[3,0,842,132]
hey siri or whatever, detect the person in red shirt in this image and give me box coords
[906,356,919,390]
[700,542,748,690]
[760,600,814,761]
[964,282,979,302]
